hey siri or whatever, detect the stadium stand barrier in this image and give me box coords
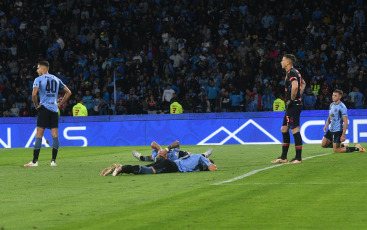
[0,110,366,148]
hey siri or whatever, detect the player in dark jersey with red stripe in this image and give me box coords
[272,54,306,164]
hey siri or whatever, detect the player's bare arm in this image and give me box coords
[151,141,162,150]
[32,87,40,109]
[167,140,180,150]
[300,79,306,95]
[58,86,72,108]
[324,115,331,132]
[341,116,348,142]
[291,80,298,100]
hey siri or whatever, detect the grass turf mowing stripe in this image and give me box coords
[212,152,332,185]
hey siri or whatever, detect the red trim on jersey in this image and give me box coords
[289,77,296,81]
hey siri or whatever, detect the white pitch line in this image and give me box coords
[212,153,332,186]
[217,182,367,185]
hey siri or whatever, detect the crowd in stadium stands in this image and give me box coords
[0,0,366,117]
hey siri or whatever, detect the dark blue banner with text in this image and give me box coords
[0,110,366,148]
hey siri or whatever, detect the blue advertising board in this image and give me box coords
[0,110,367,148]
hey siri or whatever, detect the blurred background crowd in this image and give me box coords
[0,0,366,117]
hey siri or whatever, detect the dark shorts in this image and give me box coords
[147,159,179,174]
[282,104,302,129]
[178,150,189,158]
[37,106,58,129]
[324,130,343,143]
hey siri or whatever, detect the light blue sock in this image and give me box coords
[52,137,59,150]
[34,138,42,150]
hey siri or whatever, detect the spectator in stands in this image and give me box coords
[93,92,102,115]
[72,99,88,117]
[0,0,365,117]
[99,99,108,115]
[354,86,365,109]
[82,90,94,115]
[249,88,261,111]
[19,102,29,117]
[169,50,184,72]
[230,89,243,112]
[127,96,141,115]
[302,88,317,110]
[219,89,231,112]
[107,99,116,115]
[273,94,285,112]
[181,93,196,113]
[247,96,257,112]
[161,84,175,110]
[170,98,183,114]
[317,89,332,110]
[206,79,221,112]
[261,88,276,111]
[311,79,321,96]
[115,99,127,115]
[10,103,19,117]
[0,98,9,116]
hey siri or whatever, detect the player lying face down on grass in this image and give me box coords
[132,140,213,162]
[100,154,217,176]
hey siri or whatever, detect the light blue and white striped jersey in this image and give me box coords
[174,154,212,172]
[152,148,180,161]
[329,101,348,132]
[33,74,66,112]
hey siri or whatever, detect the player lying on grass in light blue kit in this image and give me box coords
[100,153,217,176]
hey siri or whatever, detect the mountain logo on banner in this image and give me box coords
[197,119,281,145]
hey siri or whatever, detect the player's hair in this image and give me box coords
[284,54,297,65]
[155,155,165,162]
[334,89,343,95]
[38,61,49,70]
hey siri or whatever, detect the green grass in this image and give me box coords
[1,144,367,230]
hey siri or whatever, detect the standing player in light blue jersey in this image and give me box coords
[102,153,217,176]
[321,89,365,153]
[25,61,72,167]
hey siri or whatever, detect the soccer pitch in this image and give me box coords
[1,144,367,230]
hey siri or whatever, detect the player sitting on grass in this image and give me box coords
[132,140,213,162]
[100,153,217,176]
